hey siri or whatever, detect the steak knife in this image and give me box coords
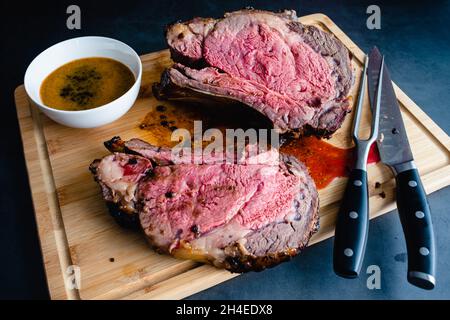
[367,47,436,290]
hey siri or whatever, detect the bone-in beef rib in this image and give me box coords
[90,137,319,272]
[153,9,354,137]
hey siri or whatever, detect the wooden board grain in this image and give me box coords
[14,14,450,300]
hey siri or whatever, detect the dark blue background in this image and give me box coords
[0,0,449,299]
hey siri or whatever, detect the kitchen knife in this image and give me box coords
[367,47,436,290]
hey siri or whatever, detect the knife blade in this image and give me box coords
[367,47,436,290]
[367,47,413,167]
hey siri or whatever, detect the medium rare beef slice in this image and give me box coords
[90,137,319,272]
[154,9,353,136]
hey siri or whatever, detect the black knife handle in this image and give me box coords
[333,169,369,278]
[395,168,436,290]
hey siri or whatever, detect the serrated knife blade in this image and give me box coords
[367,47,413,167]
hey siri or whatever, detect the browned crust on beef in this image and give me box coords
[89,157,141,228]
[220,155,319,272]
[166,17,215,68]
[103,136,126,153]
[221,203,319,272]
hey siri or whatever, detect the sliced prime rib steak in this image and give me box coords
[153,9,354,136]
[90,137,319,272]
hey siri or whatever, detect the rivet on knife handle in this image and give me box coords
[333,168,369,278]
[395,164,436,290]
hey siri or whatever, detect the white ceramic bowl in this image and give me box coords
[24,36,142,128]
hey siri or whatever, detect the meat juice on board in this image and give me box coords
[281,136,380,189]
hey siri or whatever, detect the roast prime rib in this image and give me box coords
[153,9,354,136]
[90,137,319,272]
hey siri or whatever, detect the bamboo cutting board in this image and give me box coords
[14,14,450,300]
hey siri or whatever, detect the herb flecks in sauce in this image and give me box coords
[40,57,135,111]
[59,67,102,106]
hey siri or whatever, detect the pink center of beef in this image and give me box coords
[99,154,151,184]
[203,21,335,107]
[138,163,300,242]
